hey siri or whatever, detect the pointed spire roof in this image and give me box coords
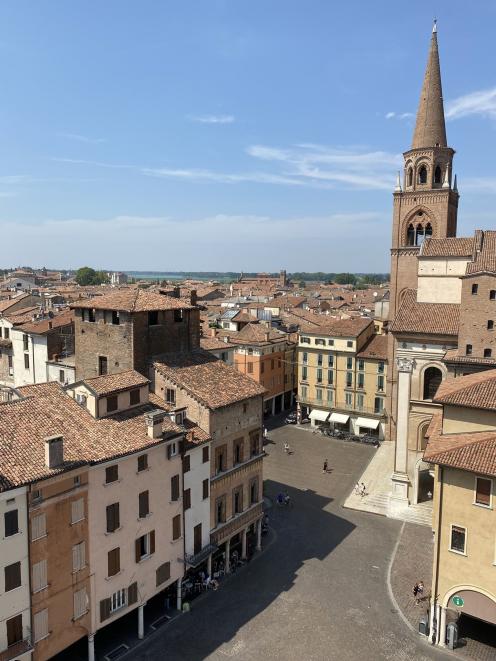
[412,22,447,149]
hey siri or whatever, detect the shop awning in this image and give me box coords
[309,409,330,422]
[329,412,349,424]
[356,417,380,430]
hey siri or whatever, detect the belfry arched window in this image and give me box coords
[434,165,442,184]
[416,224,425,246]
[418,166,427,184]
[407,168,413,187]
[425,223,433,239]
[423,366,443,400]
[407,224,415,246]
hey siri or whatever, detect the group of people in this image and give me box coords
[412,580,425,605]
[354,482,367,497]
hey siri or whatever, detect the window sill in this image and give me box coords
[137,553,153,563]
[32,533,48,542]
[72,610,89,622]
[72,566,87,575]
[169,499,181,505]
[33,584,49,594]
[449,549,467,557]
[3,530,22,540]
[473,502,492,510]
[105,571,122,581]
[71,517,85,526]
[136,468,150,475]
[138,513,152,521]
[103,479,122,487]
[105,526,122,536]
[34,633,51,643]
[171,536,183,545]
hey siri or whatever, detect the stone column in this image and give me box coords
[438,607,447,647]
[241,527,247,560]
[390,356,414,513]
[271,397,276,416]
[88,634,95,661]
[256,518,262,551]
[207,553,212,576]
[138,604,145,640]
[176,578,182,611]
[225,538,231,574]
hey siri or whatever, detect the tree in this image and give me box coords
[334,273,357,286]
[75,267,109,286]
[298,280,306,289]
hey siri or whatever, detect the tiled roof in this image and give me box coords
[465,230,496,275]
[2,307,39,324]
[390,289,459,336]
[233,323,288,345]
[434,369,496,411]
[299,317,373,338]
[79,370,150,397]
[199,336,235,351]
[356,334,388,360]
[0,382,184,492]
[153,350,266,410]
[71,288,193,312]
[0,294,31,313]
[421,237,474,258]
[443,348,496,367]
[15,309,74,335]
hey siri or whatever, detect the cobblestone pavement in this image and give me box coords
[98,421,449,661]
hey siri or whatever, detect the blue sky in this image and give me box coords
[1,1,496,272]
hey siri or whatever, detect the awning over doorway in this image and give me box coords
[356,417,380,430]
[329,412,349,424]
[309,409,330,422]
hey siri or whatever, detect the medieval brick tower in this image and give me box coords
[386,23,459,442]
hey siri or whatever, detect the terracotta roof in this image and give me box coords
[0,382,184,492]
[390,289,459,336]
[443,348,496,367]
[0,294,32,313]
[78,370,150,397]
[199,336,235,351]
[356,334,388,360]
[15,309,74,335]
[153,350,266,410]
[299,317,373,338]
[465,230,496,275]
[434,369,496,411]
[2,307,40,324]
[232,323,288,346]
[421,237,474,258]
[71,289,193,312]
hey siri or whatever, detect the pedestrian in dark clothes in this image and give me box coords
[323,459,328,473]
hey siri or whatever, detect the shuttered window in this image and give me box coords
[74,588,87,619]
[128,582,138,605]
[72,541,86,572]
[33,608,48,642]
[71,498,85,524]
[202,479,209,500]
[183,455,190,473]
[139,491,149,518]
[184,489,191,510]
[475,477,492,507]
[106,503,120,532]
[202,446,209,463]
[156,562,171,587]
[32,559,48,592]
[137,454,148,472]
[135,530,155,562]
[6,614,23,646]
[4,509,19,537]
[171,475,180,501]
[107,548,120,577]
[4,561,21,592]
[100,598,111,622]
[31,513,46,540]
[172,514,181,540]
[105,465,118,483]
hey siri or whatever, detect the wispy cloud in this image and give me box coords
[52,157,132,170]
[142,167,317,187]
[188,114,235,124]
[57,132,106,144]
[385,112,414,120]
[446,87,496,120]
[463,177,496,194]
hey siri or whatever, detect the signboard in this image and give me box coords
[452,595,464,607]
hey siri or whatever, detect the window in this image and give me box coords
[471,283,478,295]
[407,167,413,187]
[203,478,209,500]
[434,165,442,184]
[137,454,148,472]
[74,588,87,619]
[423,366,442,400]
[4,509,18,537]
[59,369,65,383]
[171,475,180,501]
[347,341,353,348]
[377,375,385,392]
[174,309,183,322]
[106,503,120,532]
[488,320,494,330]
[328,354,334,367]
[407,223,415,245]
[326,389,333,403]
[328,339,334,346]
[106,395,118,413]
[136,530,155,561]
[301,337,310,344]
[358,359,364,371]
[271,359,274,369]
[172,514,181,540]
[108,548,121,576]
[71,498,85,524]
[357,394,364,411]
[300,385,307,399]
[3,327,8,340]
[247,348,253,355]
[202,446,209,463]
[33,608,48,643]
[6,614,23,647]
[475,477,492,507]
[4,561,21,591]
[165,388,176,405]
[317,354,323,366]
[88,308,96,323]
[374,397,384,414]
[31,513,46,540]
[139,491,150,518]
[315,338,325,346]
[215,497,226,525]
[491,290,496,301]
[234,438,244,464]
[156,562,171,587]
[346,356,353,370]
[183,454,190,473]
[247,362,253,374]
[346,372,353,388]
[302,352,308,364]
[378,361,385,374]
[418,165,427,184]
[32,489,42,503]
[357,373,364,389]
[250,479,258,505]
[98,356,108,376]
[484,348,492,358]
[316,388,322,401]
[167,441,178,459]
[129,389,140,406]
[32,559,47,592]
[23,334,28,351]
[110,588,127,613]
[327,370,333,385]
[466,344,473,356]
[24,353,30,370]
[316,368,322,383]
[106,465,118,483]
[74,474,81,487]
[450,525,466,554]
[184,488,191,510]
[345,392,353,407]
[250,431,260,456]
[72,541,86,572]
[302,366,308,381]
[233,487,243,514]
[148,311,159,325]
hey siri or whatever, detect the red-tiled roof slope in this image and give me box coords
[390,289,459,336]
[421,237,474,258]
[79,370,149,397]
[299,317,372,337]
[357,334,388,360]
[465,230,496,275]
[15,309,74,335]
[71,289,193,311]
[434,368,496,411]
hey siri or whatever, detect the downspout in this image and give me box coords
[430,464,443,645]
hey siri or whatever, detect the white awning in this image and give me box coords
[356,417,380,430]
[329,412,349,424]
[309,409,330,422]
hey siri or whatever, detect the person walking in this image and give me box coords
[323,459,328,473]
[284,442,290,454]
[413,582,420,604]
[417,581,424,604]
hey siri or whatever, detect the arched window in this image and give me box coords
[407,168,413,187]
[416,224,425,246]
[418,166,427,184]
[407,224,415,246]
[423,366,443,400]
[425,223,433,239]
[434,165,442,184]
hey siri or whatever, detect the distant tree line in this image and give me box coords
[290,272,389,286]
[74,267,109,286]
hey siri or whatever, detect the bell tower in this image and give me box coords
[389,21,459,320]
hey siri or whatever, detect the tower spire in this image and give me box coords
[411,22,447,149]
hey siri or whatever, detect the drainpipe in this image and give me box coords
[430,465,443,645]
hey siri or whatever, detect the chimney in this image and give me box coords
[48,321,53,329]
[190,289,197,306]
[210,327,216,337]
[45,435,64,468]
[144,410,165,439]
[224,335,229,343]
[264,332,270,342]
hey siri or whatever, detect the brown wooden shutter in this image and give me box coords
[172,515,181,540]
[4,562,21,591]
[139,491,149,518]
[7,614,23,646]
[203,479,209,500]
[184,489,191,510]
[202,446,209,463]
[108,548,120,576]
[128,581,138,605]
[167,444,172,460]
[150,530,155,555]
[183,455,190,473]
[156,562,171,587]
[100,598,111,622]
[135,538,141,563]
[171,475,179,501]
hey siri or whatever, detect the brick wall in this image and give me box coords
[458,274,496,359]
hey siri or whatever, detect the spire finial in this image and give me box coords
[395,171,402,192]
[432,19,437,34]
[442,163,450,188]
[453,174,458,192]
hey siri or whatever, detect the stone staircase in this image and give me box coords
[389,501,433,528]
[346,490,433,527]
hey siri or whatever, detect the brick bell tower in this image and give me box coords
[386,21,459,441]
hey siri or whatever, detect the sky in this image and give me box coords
[1,1,496,273]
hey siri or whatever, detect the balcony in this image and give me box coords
[0,639,33,661]
[185,543,218,568]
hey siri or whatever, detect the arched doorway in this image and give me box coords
[443,587,496,651]
[423,366,443,400]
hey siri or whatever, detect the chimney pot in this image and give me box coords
[210,327,216,337]
[144,409,165,439]
[44,435,64,468]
